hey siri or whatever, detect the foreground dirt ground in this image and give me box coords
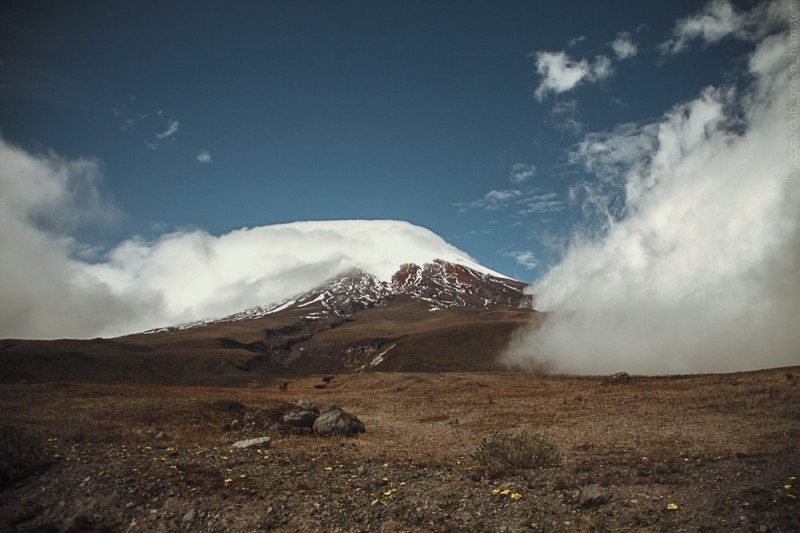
[1,368,799,532]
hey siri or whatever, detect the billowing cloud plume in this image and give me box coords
[505,0,799,375]
[0,138,146,339]
[534,51,613,101]
[0,148,491,340]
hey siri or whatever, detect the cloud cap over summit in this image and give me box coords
[0,145,501,341]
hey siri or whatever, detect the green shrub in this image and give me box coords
[472,430,561,471]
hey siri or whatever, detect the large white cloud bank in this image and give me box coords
[505,0,800,374]
[0,142,490,339]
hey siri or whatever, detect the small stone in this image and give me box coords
[182,509,196,523]
[605,371,630,384]
[230,436,271,449]
[579,485,613,508]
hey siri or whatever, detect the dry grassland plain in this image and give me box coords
[1,368,799,531]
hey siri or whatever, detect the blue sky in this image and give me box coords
[1,0,757,281]
[3,0,798,351]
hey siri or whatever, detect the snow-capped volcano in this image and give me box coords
[242,259,527,318]
[109,220,520,335]
[146,258,529,333]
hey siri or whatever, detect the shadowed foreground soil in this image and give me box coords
[1,368,799,532]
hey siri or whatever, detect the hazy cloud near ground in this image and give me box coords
[505,0,800,374]
[0,139,150,339]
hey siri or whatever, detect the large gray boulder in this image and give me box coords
[312,405,366,437]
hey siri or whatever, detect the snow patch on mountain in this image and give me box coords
[144,258,529,334]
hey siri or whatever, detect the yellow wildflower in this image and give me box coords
[511,492,523,501]
[666,503,679,510]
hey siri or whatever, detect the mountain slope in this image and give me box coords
[0,259,538,383]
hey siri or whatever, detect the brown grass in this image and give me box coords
[1,368,799,531]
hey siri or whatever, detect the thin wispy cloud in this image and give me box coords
[196,150,212,164]
[658,0,783,55]
[455,189,523,212]
[156,119,179,140]
[610,32,638,60]
[456,187,565,217]
[517,192,566,216]
[533,51,613,101]
[509,163,536,184]
[549,99,584,133]
[503,250,539,270]
[568,35,587,48]
[113,100,180,151]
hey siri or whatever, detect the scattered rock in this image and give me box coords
[313,405,366,437]
[231,436,271,449]
[322,376,335,383]
[283,399,319,427]
[579,484,613,508]
[278,381,288,392]
[229,419,242,431]
[146,429,166,440]
[182,509,195,523]
[313,383,328,389]
[605,372,630,384]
